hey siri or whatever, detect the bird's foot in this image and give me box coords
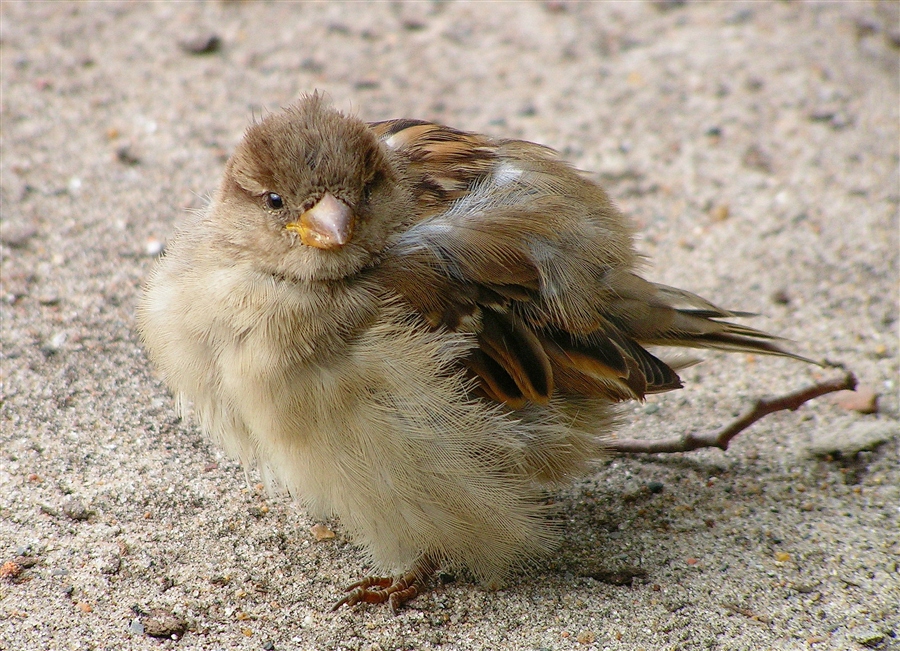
[332,557,435,614]
[332,573,420,614]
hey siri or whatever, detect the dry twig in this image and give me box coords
[610,371,857,455]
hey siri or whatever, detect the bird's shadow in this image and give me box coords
[520,453,749,590]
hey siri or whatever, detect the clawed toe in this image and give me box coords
[331,576,393,611]
[331,558,435,614]
[331,574,418,614]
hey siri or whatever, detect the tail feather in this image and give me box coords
[639,307,815,365]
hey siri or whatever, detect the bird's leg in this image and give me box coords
[332,556,437,614]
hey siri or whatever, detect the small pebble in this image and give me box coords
[0,225,37,248]
[401,19,426,30]
[850,627,884,648]
[0,561,22,581]
[41,331,68,355]
[310,523,335,541]
[14,556,38,569]
[809,108,837,122]
[652,0,687,10]
[142,609,187,638]
[582,565,647,586]
[544,1,569,13]
[116,144,141,166]
[99,554,121,575]
[771,288,791,305]
[832,386,878,414]
[743,145,772,172]
[179,33,221,55]
[63,499,91,521]
[710,204,730,221]
[576,630,596,644]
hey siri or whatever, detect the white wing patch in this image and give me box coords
[492,161,524,186]
[383,132,406,150]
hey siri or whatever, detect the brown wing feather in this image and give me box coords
[477,309,553,405]
[370,120,498,212]
[369,119,805,408]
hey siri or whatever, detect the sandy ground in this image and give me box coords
[1,2,898,650]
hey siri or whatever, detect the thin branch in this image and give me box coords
[609,371,857,455]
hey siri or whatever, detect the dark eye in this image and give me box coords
[265,193,284,210]
[363,173,381,203]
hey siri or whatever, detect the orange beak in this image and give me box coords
[285,192,353,250]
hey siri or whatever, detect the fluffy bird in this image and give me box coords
[138,94,799,612]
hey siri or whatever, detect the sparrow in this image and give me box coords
[137,93,803,613]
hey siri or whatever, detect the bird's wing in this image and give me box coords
[369,119,803,408]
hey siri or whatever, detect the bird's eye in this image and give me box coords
[362,173,381,203]
[265,193,284,210]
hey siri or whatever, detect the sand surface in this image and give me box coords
[2,2,898,650]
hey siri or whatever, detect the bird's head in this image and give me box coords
[212,94,409,282]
